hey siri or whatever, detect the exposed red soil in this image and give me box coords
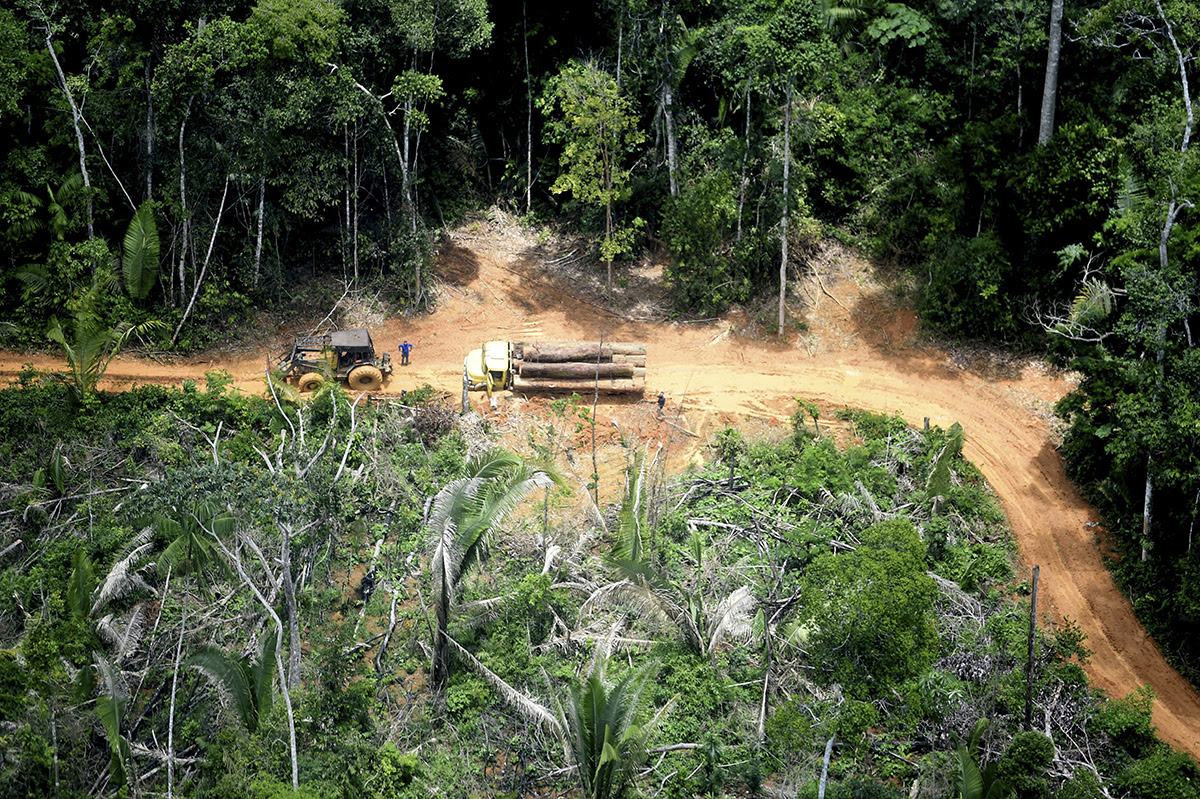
[4,224,1199,757]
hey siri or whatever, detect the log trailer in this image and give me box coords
[274,328,392,392]
[463,340,646,408]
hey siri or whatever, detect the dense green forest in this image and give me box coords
[2,0,1200,796]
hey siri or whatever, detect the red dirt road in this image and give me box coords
[4,228,1199,756]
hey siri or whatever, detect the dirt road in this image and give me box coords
[4,228,1199,756]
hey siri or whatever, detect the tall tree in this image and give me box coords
[1037,0,1066,146]
[734,0,835,335]
[542,59,645,294]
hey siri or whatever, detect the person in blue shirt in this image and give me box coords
[399,341,412,365]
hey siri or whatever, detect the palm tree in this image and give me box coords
[585,455,755,660]
[9,173,86,242]
[426,449,555,687]
[46,277,164,400]
[188,632,277,734]
[558,657,661,799]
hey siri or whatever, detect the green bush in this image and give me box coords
[1095,685,1158,760]
[800,521,938,697]
[998,731,1055,799]
[444,675,494,721]
[765,697,816,758]
[1116,750,1200,799]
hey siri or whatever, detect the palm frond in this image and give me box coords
[92,539,155,615]
[446,636,562,734]
[94,652,131,788]
[707,586,757,652]
[249,632,277,730]
[1071,278,1115,326]
[15,263,52,294]
[615,449,648,563]
[188,644,254,731]
[96,606,149,663]
[583,574,703,654]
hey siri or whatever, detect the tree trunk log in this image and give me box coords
[516,361,633,379]
[513,376,644,394]
[516,341,645,357]
[520,344,614,362]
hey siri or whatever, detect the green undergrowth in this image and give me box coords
[0,381,1193,799]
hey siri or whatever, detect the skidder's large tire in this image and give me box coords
[298,372,324,392]
[348,364,383,391]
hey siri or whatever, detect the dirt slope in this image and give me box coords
[4,227,1199,756]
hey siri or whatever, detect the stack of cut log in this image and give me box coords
[511,341,646,394]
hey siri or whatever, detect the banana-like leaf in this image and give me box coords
[67,549,96,620]
[122,201,160,300]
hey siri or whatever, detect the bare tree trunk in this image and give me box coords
[176,100,193,308]
[401,96,415,234]
[217,535,298,791]
[737,79,751,242]
[591,333,602,505]
[605,195,614,296]
[756,630,772,740]
[400,51,419,234]
[1037,0,1064,146]
[166,592,187,799]
[616,18,623,91]
[663,82,678,197]
[343,124,351,282]
[281,523,301,688]
[817,737,835,799]
[524,3,532,215]
[1142,453,1154,562]
[1013,13,1025,147]
[1190,487,1199,553]
[353,123,360,285]
[1155,0,1193,156]
[778,83,791,338]
[253,176,265,287]
[1024,565,1039,729]
[51,701,60,799]
[144,59,155,201]
[43,31,93,240]
[172,173,230,345]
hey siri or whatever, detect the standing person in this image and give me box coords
[657,391,666,419]
[399,340,412,366]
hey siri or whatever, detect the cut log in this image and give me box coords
[520,344,614,362]
[612,355,647,366]
[513,376,645,394]
[516,361,633,379]
[514,341,646,357]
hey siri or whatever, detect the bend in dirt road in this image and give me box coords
[3,229,1199,757]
